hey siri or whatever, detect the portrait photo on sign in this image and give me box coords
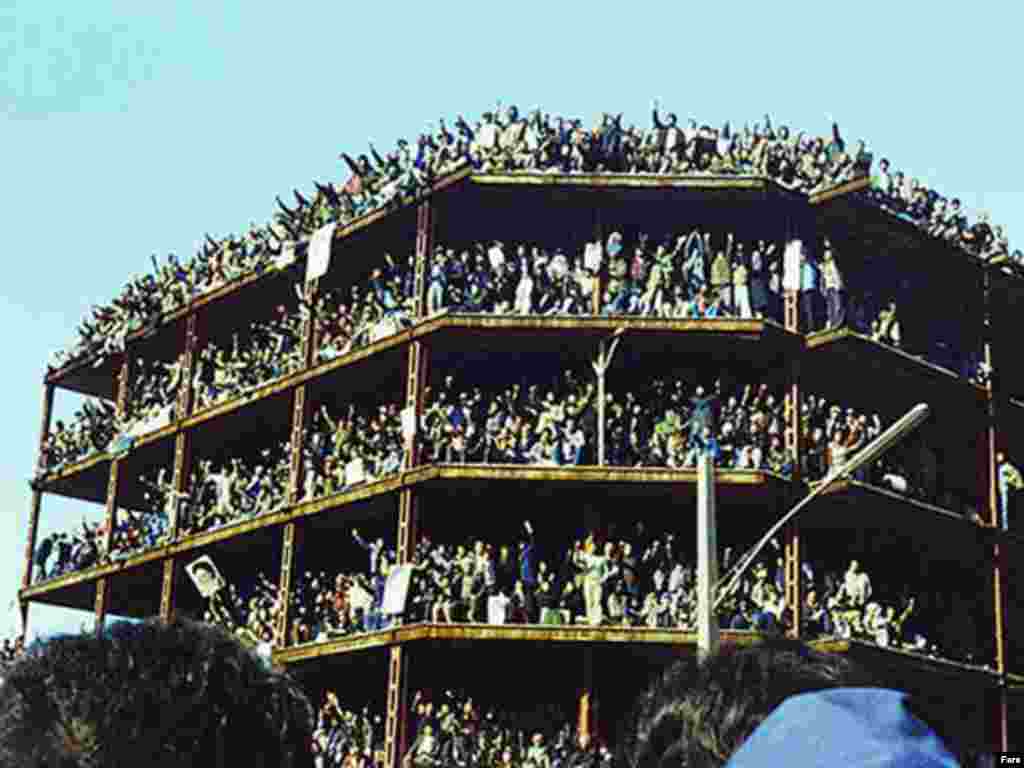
[186,555,226,598]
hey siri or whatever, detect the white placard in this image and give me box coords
[402,407,417,441]
[783,239,802,292]
[381,564,413,615]
[345,458,365,485]
[306,222,337,282]
[488,245,505,270]
[584,242,602,272]
[487,595,509,624]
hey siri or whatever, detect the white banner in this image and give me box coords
[127,404,173,438]
[488,244,505,271]
[783,239,802,292]
[381,564,413,615]
[307,223,337,282]
[487,595,509,624]
[584,242,602,272]
[345,458,365,486]
[402,407,417,441]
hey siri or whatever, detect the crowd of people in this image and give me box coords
[192,302,307,411]
[200,568,284,650]
[36,398,119,475]
[313,691,384,768]
[868,162,1023,272]
[301,402,406,501]
[404,691,611,768]
[45,102,1017,378]
[275,519,987,668]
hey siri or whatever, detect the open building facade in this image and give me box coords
[20,168,1024,758]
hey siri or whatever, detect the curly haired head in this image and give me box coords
[0,617,314,768]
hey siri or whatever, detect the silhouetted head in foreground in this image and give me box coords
[0,618,314,768]
[622,638,962,768]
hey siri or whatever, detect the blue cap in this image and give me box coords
[725,689,958,768]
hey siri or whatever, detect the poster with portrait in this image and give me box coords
[186,555,226,598]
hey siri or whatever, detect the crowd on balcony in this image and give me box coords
[121,354,183,433]
[276,518,988,667]
[192,302,307,412]
[36,399,118,476]
[177,441,293,536]
[405,692,611,768]
[31,518,109,583]
[288,529,398,644]
[314,692,384,768]
[200,569,284,650]
[315,254,417,362]
[302,403,406,501]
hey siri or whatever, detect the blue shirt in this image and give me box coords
[800,259,820,292]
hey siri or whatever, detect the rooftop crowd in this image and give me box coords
[44,103,1018,375]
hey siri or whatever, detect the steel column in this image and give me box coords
[276,522,301,647]
[179,314,199,418]
[102,356,132,559]
[94,577,108,637]
[413,202,433,320]
[301,278,319,369]
[160,558,177,622]
[385,645,410,768]
[289,385,310,505]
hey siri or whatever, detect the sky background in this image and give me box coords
[2,0,1022,641]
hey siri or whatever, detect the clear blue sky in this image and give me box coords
[2,0,1022,641]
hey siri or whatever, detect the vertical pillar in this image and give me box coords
[289,385,310,505]
[302,278,319,369]
[94,577,108,638]
[385,201,432,768]
[276,522,301,647]
[413,201,433,320]
[783,292,803,636]
[697,454,720,661]
[160,558,177,622]
[178,314,199,419]
[578,506,601,742]
[385,645,410,768]
[592,205,604,315]
[96,355,131,635]
[24,384,55,590]
[579,650,598,744]
[984,313,1010,752]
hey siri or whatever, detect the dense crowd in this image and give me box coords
[405,692,610,768]
[277,520,987,668]
[315,254,416,362]
[180,441,293,535]
[46,102,1017,376]
[869,163,1023,272]
[31,518,108,583]
[201,569,283,649]
[36,399,118,475]
[192,303,306,411]
[302,403,405,500]
[288,532,395,644]
[314,692,384,768]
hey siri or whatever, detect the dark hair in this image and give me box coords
[621,639,881,768]
[0,618,314,768]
